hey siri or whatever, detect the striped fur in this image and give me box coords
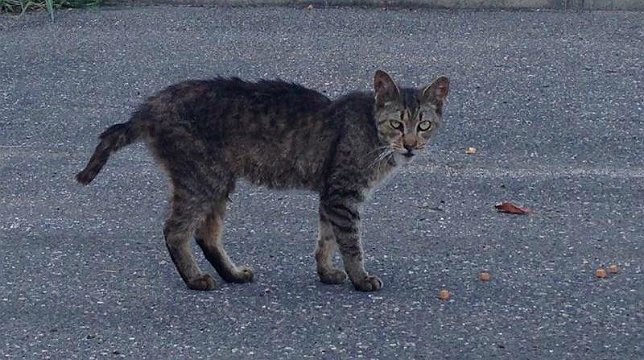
[76,71,448,292]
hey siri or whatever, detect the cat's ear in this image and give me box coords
[422,76,449,106]
[374,70,401,107]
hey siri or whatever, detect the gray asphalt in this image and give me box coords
[1,5,643,359]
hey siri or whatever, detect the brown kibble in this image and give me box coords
[595,268,607,278]
[608,264,619,274]
[479,271,491,281]
[465,146,477,155]
[438,289,450,300]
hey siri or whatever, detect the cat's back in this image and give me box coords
[326,91,374,115]
[140,77,331,135]
[159,77,329,113]
[322,91,376,134]
[214,77,331,118]
[210,77,329,106]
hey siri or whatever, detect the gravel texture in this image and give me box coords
[1,6,642,359]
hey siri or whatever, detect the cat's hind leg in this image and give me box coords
[195,199,254,284]
[164,190,215,291]
[315,211,348,284]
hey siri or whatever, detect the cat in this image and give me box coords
[76,70,449,292]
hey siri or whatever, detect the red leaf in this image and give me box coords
[495,202,529,215]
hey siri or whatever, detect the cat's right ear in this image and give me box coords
[374,70,400,107]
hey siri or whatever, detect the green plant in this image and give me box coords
[0,0,100,21]
[46,0,54,20]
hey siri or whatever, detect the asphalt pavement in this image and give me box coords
[1,5,642,359]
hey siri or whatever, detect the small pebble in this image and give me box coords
[438,289,450,300]
[465,147,477,155]
[608,264,619,273]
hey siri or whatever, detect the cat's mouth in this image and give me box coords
[393,151,416,164]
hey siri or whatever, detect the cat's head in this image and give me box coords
[373,70,449,164]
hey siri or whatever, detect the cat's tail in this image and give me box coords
[75,120,145,185]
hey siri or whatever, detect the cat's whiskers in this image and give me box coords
[366,145,392,157]
[365,145,392,165]
[368,147,394,170]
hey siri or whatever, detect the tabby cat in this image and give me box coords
[76,70,449,292]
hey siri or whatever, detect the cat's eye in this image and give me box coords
[418,121,432,131]
[389,120,404,130]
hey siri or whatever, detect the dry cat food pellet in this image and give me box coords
[608,264,619,273]
[479,271,491,281]
[595,268,607,278]
[438,289,450,300]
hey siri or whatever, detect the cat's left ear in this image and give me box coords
[422,76,450,106]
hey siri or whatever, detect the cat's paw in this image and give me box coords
[318,269,348,284]
[186,274,216,291]
[352,275,383,292]
[223,266,254,283]
[236,266,255,283]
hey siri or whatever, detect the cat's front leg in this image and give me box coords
[319,199,382,292]
[315,212,348,284]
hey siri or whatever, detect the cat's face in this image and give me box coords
[373,70,449,165]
